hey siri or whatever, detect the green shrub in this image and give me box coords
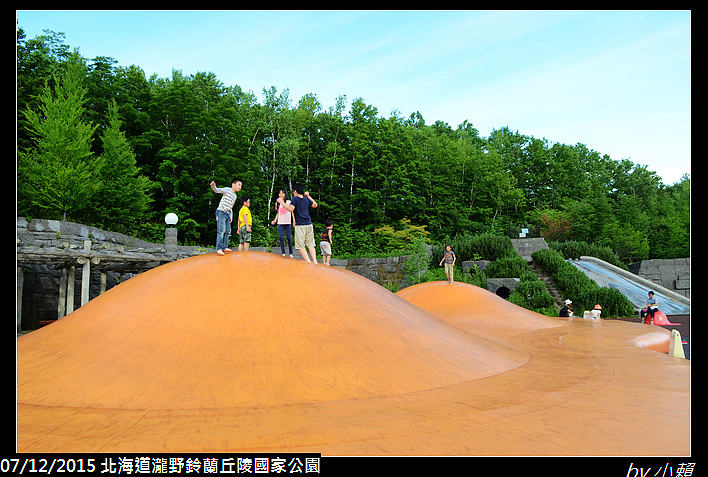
[431,233,514,263]
[403,236,430,285]
[509,280,556,310]
[464,267,487,289]
[552,265,598,298]
[485,255,531,278]
[470,234,515,261]
[577,288,635,318]
[549,240,627,270]
[531,248,566,273]
[533,248,597,298]
[323,222,379,256]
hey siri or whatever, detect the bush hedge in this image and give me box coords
[431,233,514,264]
[548,240,628,271]
[509,278,556,311]
[485,255,531,279]
[532,248,634,317]
[578,287,635,318]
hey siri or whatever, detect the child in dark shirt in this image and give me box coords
[439,244,456,284]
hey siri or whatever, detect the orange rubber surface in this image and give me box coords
[17,252,690,455]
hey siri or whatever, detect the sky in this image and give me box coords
[17,10,691,185]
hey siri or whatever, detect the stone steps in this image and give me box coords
[529,260,564,310]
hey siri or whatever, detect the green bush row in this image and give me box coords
[531,248,634,317]
[548,240,628,271]
[431,233,515,264]
[485,255,530,279]
[508,274,557,312]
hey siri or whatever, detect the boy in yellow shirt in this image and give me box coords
[237,197,252,251]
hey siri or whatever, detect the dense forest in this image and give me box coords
[17,28,690,265]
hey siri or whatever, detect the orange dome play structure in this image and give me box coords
[17,252,690,455]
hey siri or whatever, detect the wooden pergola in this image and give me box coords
[16,241,174,330]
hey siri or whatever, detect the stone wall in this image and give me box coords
[332,255,412,289]
[629,258,691,298]
[16,216,206,255]
[510,237,548,261]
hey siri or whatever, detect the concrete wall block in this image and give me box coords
[487,277,520,296]
[657,265,679,278]
[510,238,548,261]
[462,260,490,274]
[630,258,689,296]
[28,219,62,233]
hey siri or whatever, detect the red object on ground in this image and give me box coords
[644,310,680,325]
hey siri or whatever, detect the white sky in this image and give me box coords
[17,10,691,184]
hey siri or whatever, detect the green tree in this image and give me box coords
[346,98,380,227]
[600,220,650,264]
[294,92,323,188]
[19,52,99,222]
[17,28,71,153]
[404,236,430,285]
[316,95,350,224]
[141,71,254,244]
[84,55,119,143]
[91,99,153,232]
[261,86,301,220]
[650,174,690,258]
[374,217,429,252]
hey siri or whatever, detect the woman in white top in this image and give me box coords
[587,304,602,320]
[271,189,294,257]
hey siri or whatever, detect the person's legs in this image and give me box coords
[320,241,331,265]
[294,225,311,263]
[278,224,286,255]
[648,307,657,325]
[304,225,317,264]
[224,215,232,252]
[215,210,229,254]
[285,225,293,256]
[308,246,318,264]
[238,225,251,251]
